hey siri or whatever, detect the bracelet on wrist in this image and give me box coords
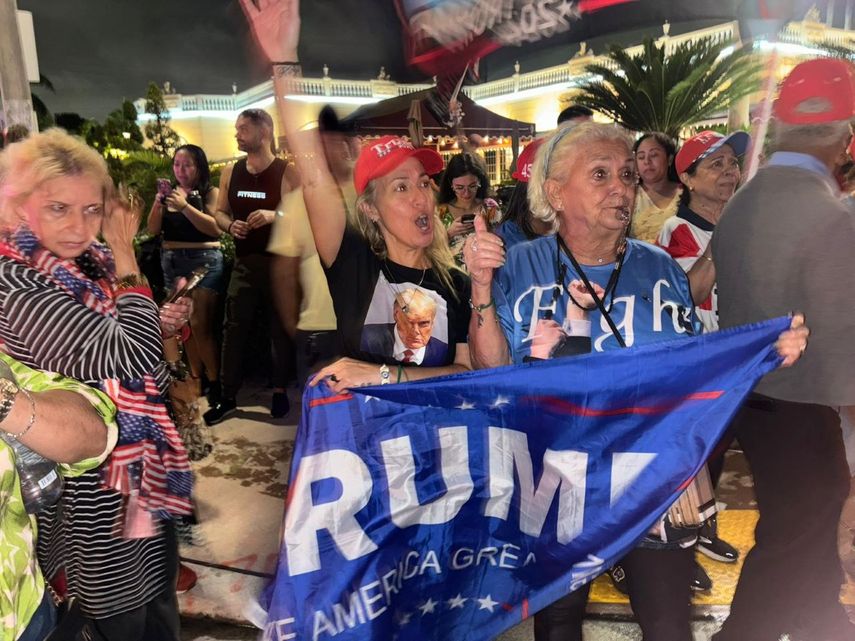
[469,298,495,313]
[6,388,36,440]
[115,273,149,292]
[379,364,391,385]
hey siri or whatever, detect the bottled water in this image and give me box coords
[1,434,64,513]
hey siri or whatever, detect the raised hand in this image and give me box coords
[462,215,505,289]
[238,0,300,63]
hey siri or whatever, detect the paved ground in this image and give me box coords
[176,382,855,641]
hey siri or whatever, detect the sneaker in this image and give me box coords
[203,398,237,425]
[271,392,290,418]
[698,516,740,563]
[607,564,629,595]
[691,561,713,592]
[176,563,197,594]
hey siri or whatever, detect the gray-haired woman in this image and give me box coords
[464,121,809,641]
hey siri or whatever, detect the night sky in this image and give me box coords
[19,0,829,121]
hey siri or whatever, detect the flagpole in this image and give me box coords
[744,46,779,182]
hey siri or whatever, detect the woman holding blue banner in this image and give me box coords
[464,122,809,641]
[241,0,473,394]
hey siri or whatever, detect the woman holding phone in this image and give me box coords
[437,152,500,269]
[147,144,224,401]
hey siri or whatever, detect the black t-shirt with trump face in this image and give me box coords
[324,227,470,366]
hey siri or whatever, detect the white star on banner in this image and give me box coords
[418,598,438,615]
[363,395,380,403]
[398,612,413,626]
[447,594,468,609]
[490,395,510,408]
[456,400,476,410]
[477,595,499,612]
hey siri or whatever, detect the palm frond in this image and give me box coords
[577,36,761,138]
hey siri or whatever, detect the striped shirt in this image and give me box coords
[0,258,171,618]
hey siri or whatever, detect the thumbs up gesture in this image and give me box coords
[462,215,505,288]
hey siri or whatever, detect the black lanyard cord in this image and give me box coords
[555,234,627,348]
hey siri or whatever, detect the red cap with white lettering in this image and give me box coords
[354,136,444,195]
[512,138,545,182]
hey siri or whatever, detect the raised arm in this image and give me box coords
[147,197,164,235]
[239,0,347,267]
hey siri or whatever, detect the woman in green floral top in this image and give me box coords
[0,353,116,641]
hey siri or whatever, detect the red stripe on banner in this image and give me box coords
[309,393,353,408]
[578,0,636,12]
[522,598,529,620]
[531,391,724,417]
[676,477,694,492]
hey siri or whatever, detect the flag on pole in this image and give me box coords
[264,317,788,641]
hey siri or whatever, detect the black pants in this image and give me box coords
[220,253,293,399]
[714,396,854,641]
[295,329,340,387]
[534,545,694,641]
[88,525,180,641]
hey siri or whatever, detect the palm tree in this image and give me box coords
[574,37,761,139]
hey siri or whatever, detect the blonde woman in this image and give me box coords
[0,129,193,640]
[241,0,472,391]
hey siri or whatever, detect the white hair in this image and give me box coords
[528,122,634,233]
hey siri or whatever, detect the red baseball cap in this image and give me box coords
[354,136,444,195]
[675,130,750,175]
[774,58,855,125]
[512,138,545,182]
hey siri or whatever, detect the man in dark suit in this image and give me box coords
[360,288,448,366]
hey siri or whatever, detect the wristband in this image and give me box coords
[396,363,404,384]
[115,273,149,292]
[273,61,300,66]
[469,298,495,313]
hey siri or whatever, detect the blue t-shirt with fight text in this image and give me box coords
[494,236,699,364]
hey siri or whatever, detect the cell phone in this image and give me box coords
[461,214,476,224]
[165,266,209,303]
[156,178,172,203]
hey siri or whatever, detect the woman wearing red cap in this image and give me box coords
[247,1,472,391]
[656,129,750,592]
[660,130,749,332]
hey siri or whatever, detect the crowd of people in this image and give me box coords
[0,0,853,639]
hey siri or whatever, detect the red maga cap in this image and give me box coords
[512,138,545,182]
[354,136,444,195]
[675,130,750,175]
[774,58,855,125]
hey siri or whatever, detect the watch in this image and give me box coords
[379,364,391,385]
[0,377,20,424]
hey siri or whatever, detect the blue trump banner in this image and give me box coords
[264,317,789,641]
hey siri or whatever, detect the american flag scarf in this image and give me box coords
[0,227,193,528]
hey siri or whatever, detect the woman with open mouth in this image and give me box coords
[251,5,473,389]
[464,121,806,641]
